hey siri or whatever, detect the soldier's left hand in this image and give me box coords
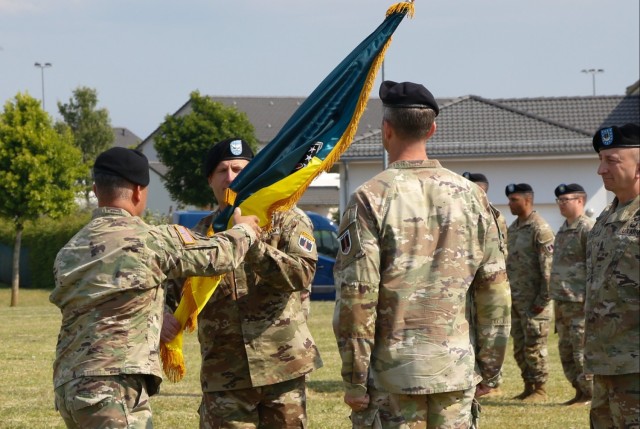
[161,311,181,343]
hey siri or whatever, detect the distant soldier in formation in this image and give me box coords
[505,183,555,402]
[550,183,594,407]
[333,80,511,428]
[50,147,260,429]
[585,124,639,429]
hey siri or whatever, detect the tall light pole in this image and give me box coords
[34,62,52,110]
[581,68,604,96]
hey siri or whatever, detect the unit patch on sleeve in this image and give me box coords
[339,230,351,255]
[298,231,315,253]
[174,225,196,245]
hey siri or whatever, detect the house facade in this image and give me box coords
[137,86,639,226]
[337,91,639,231]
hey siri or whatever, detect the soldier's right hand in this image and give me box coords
[232,207,262,236]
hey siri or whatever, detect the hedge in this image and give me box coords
[0,211,91,289]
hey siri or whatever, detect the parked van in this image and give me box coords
[173,210,338,300]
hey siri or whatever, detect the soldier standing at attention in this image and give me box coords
[462,172,509,400]
[550,183,594,406]
[162,138,322,429]
[462,172,509,255]
[586,124,639,429]
[505,183,555,402]
[333,80,511,428]
[50,147,260,429]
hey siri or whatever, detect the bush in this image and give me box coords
[0,211,91,288]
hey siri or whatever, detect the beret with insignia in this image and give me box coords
[93,147,150,187]
[554,183,585,197]
[203,138,254,178]
[379,80,439,115]
[462,172,488,184]
[505,183,533,197]
[592,123,640,153]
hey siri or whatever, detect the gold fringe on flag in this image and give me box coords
[160,225,224,382]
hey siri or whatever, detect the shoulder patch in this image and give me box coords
[339,230,351,255]
[298,230,315,252]
[174,225,196,245]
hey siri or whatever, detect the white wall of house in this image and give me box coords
[339,154,612,232]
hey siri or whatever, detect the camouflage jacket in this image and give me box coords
[333,160,511,396]
[584,195,640,375]
[491,204,509,258]
[183,207,322,391]
[50,207,256,393]
[550,214,594,302]
[506,211,555,308]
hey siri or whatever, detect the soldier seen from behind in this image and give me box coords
[50,147,261,429]
[333,80,511,428]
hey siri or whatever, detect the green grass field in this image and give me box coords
[0,288,589,428]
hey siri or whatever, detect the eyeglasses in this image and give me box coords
[556,197,580,204]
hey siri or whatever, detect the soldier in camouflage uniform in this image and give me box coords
[462,172,509,399]
[333,81,511,428]
[162,138,322,429]
[505,183,555,402]
[550,183,594,406]
[50,147,260,429]
[585,124,639,429]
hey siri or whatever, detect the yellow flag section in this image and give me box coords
[160,225,222,383]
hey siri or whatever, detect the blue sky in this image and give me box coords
[1,0,638,139]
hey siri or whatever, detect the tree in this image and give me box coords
[0,93,85,306]
[58,86,114,206]
[154,91,258,208]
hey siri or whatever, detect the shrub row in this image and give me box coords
[0,211,91,288]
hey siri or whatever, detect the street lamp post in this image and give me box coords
[581,68,604,96]
[34,62,52,110]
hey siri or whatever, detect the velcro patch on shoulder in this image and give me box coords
[174,225,196,245]
[298,231,315,253]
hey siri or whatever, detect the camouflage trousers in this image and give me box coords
[554,300,593,396]
[54,375,152,429]
[511,302,551,384]
[590,373,640,429]
[199,376,307,429]
[350,383,476,429]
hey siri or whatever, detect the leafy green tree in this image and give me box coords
[57,86,114,205]
[154,91,258,208]
[0,93,85,306]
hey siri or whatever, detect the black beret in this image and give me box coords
[462,172,488,184]
[592,123,640,153]
[93,147,149,187]
[379,80,439,115]
[554,183,585,197]
[203,138,254,178]
[505,183,533,197]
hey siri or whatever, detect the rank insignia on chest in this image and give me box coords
[174,225,195,245]
[298,231,315,252]
[339,230,351,255]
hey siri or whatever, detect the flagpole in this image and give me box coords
[382,60,389,170]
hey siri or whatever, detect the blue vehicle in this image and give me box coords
[305,211,339,301]
[172,210,338,300]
